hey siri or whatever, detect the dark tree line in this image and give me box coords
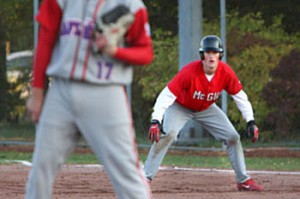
[145,0,300,35]
[262,49,300,139]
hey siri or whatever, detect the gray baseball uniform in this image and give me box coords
[25,0,153,198]
[144,102,250,183]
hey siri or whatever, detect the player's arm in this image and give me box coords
[231,90,254,122]
[27,0,62,123]
[32,0,62,89]
[149,87,176,143]
[112,8,153,65]
[151,87,177,123]
[231,90,259,142]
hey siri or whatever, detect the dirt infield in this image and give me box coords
[0,146,300,199]
[1,164,300,199]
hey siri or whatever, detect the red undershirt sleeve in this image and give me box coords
[32,0,62,88]
[114,46,153,65]
[113,8,153,65]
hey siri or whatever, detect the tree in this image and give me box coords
[0,0,34,51]
[203,0,300,34]
[0,39,8,121]
[0,0,33,122]
[144,0,178,35]
[262,49,300,139]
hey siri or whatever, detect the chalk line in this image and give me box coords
[5,160,300,175]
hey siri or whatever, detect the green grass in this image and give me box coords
[1,151,300,171]
[1,121,300,148]
[1,121,300,171]
[144,154,300,171]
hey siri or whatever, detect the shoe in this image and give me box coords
[237,179,264,191]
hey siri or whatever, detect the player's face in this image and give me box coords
[202,51,220,75]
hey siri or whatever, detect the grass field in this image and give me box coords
[1,149,300,171]
[1,121,300,148]
[1,121,300,171]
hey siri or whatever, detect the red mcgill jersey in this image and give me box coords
[167,60,243,112]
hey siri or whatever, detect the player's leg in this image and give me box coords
[144,102,191,180]
[75,84,151,199]
[25,79,80,199]
[194,103,250,183]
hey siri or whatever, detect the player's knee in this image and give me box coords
[170,130,180,139]
[227,133,240,144]
[163,130,178,142]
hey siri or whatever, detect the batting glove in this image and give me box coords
[246,120,259,143]
[148,120,161,143]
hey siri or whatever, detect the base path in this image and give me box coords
[1,164,300,199]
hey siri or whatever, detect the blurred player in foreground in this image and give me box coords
[25,0,153,198]
[144,35,264,191]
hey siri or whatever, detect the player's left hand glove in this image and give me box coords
[92,5,134,52]
[245,120,259,143]
[148,120,161,143]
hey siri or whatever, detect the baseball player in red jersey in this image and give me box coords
[144,35,263,191]
[25,0,153,199]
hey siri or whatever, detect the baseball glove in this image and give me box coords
[93,5,134,52]
[245,120,259,143]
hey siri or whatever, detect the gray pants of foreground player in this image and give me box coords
[144,102,251,183]
[25,78,152,199]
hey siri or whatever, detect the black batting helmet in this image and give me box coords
[199,35,224,60]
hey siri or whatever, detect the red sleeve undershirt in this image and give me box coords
[114,8,153,65]
[32,0,62,88]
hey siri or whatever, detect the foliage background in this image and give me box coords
[0,0,300,145]
[134,1,300,142]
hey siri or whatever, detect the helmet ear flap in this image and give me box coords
[199,51,204,60]
[219,52,223,60]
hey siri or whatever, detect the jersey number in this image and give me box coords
[97,61,113,79]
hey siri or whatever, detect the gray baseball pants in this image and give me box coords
[25,78,152,199]
[144,102,251,183]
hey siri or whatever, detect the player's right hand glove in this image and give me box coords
[245,120,259,143]
[148,120,161,143]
